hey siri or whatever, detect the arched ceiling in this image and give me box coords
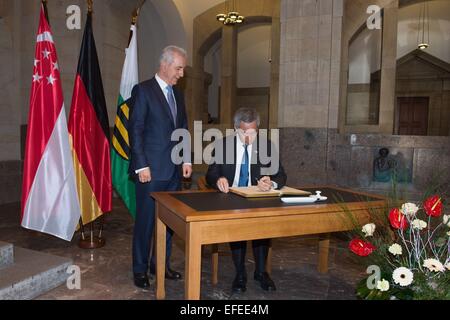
[140,0,224,65]
[398,0,450,63]
[141,0,259,65]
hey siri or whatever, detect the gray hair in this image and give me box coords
[233,107,260,128]
[159,45,187,65]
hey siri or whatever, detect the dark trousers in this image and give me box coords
[230,239,271,275]
[132,171,180,274]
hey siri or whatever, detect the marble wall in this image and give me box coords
[0,0,138,204]
[1,0,449,205]
[279,0,343,129]
[279,128,450,199]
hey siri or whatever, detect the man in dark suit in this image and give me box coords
[129,46,192,289]
[206,107,287,293]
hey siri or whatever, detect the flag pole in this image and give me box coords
[96,3,142,244]
[87,0,93,13]
[77,0,106,250]
[41,0,50,25]
[94,0,142,248]
[127,0,145,46]
[79,217,86,241]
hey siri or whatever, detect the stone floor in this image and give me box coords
[0,200,368,300]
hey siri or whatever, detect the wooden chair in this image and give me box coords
[196,176,273,285]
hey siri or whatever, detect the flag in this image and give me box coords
[21,4,81,241]
[68,10,112,226]
[111,24,139,218]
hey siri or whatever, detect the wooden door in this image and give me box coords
[397,97,429,135]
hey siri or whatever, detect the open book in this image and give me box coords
[229,186,311,198]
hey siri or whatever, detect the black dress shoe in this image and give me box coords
[254,272,276,291]
[165,267,182,280]
[133,273,150,289]
[232,273,247,293]
[149,266,182,280]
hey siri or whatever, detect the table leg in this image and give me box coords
[211,244,219,285]
[155,204,167,300]
[318,234,330,274]
[185,225,202,300]
[266,245,272,275]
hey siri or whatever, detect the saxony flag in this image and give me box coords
[111,23,139,218]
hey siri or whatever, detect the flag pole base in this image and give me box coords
[78,236,105,249]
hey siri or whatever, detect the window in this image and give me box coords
[346,19,383,125]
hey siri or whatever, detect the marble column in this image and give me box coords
[220,25,237,126]
[378,0,399,134]
[183,66,206,126]
[269,3,281,129]
[278,0,344,186]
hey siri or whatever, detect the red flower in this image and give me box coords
[424,195,442,217]
[389,208,408,230]
[349,239,376,257]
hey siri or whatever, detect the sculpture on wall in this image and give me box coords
[373,148,412,183]
[373,148,394,182]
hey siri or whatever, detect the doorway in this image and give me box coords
[396,97,429,135]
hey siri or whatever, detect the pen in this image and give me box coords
[256,177,273,191]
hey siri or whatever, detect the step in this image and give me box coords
[0,241,13,269]
[0,246,72,300]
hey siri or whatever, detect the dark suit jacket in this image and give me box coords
[129,77,188,181]
[206,135,287,190]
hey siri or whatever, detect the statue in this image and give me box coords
[373,148,413,183]
[373,148,396,182]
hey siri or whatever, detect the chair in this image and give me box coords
[196,176,272,285]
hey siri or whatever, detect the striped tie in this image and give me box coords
[166,85,177,125]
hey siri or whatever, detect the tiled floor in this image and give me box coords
[0,200,367,300]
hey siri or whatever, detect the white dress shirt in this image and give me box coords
[232,138,253,187]
[155,73,176,107]
[231,135,278,189]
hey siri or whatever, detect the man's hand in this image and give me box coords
[183,164,193,178]
[216,177,230,193]
[138,168,151,183]
[257,176,272,192]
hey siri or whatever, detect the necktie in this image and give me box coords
[166,85,177,126]
[238,144,249,187]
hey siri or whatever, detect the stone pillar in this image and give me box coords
[269,2,281,129]
[278,0,344,186]
[183,65,210,127]
[378,0,399,134]
[220,25,237,126]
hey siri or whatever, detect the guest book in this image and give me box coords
[229,186,311,198]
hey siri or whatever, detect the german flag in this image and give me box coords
[68,11,112,225]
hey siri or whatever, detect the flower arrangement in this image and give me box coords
[347,194,450,300]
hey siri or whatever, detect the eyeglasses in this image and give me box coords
[237,129,257,137]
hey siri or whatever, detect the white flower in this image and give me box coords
[388,243,402,256]
[376,279,390,292]
[447,231,450,237]
[411,219,427,230]
[445,262,450,271]
[392,267,414,287]
[362,223,376,237]
[423,259,445,272]
[443,215,450,228]
[400,203,419,217]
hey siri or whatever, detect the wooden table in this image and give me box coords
[153,186,385,300]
